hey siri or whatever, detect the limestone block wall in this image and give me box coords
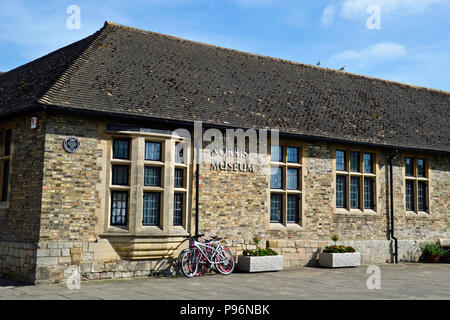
[197,154,269,239]
[32,112,190,283]
[0,113,46,282]
[39,112,102,241]
[33,239,183,284]
[225,238,423,269]
[199,141,449,267]
[1,111,449,284]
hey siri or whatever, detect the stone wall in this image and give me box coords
[33,112,188,283]
[0,113,46,282]
[197,151,269,239]
[226,238,423,269]
[1,112,449,284]
[40,112,102,241]
[198,140,450,268]
[34,240,180,284]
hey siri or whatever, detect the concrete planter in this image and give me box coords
[237,255,283,272]
[319,252,361,268]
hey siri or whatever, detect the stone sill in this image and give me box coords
[405,211,430,218]
[270,223,302,231]
[335,208,378,215]
[100,232,190,239]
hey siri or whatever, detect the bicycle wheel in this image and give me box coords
[215,247,235,275]
[179,248,199,278]
[177,248,190,273]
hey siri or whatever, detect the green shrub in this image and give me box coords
[331,235,339,243]
[253,236,261,248]
[243,248,278,256]
[420,243,446,260]
[323,245,356,253]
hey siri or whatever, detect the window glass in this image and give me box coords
[287,147,299,163]
[418,181,427,211]
[1,160,10,201]
[173,193,183,226]
[145,141,162,161]
[363,153,373,173]
[350,151,360,172]
[406,180,415,211]
[287,168,299,190]
[174,168,184,188]
[143,192,160,226]
[4,130,11,157]
[336,150,346,171]
[112,165,129,186]
[287,194,299,223]
[350,176,360,208]
[144,167,161,187]
[271,145,283,162]
[270,194,282,223]
[405,157,414,176]
[270,166,283,189]
[111,191,128,226]
[336,175,346,208]
[364,177,374,209]
[113,139,130,160]
[417,159,426,178]
[175,145,184,164]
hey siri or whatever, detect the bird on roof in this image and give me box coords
[316,60,321,66]
[339,66,346,71]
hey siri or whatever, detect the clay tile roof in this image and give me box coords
[0,21,449,153]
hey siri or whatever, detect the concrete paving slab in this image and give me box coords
[0,263,448,300]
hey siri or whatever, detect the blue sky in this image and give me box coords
[0,0,449,91]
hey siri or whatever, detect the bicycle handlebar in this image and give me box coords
[183,234,223,241]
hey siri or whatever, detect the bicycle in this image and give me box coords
[178,234,235,278]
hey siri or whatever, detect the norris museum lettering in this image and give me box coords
[210,147,255,172]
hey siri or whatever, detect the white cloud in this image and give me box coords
[327,42,407,68]
[321,4,337,26]
[339,0,445,20]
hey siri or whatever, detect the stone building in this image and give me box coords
[0,22,448,284]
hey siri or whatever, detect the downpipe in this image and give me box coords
[388,149,399,263]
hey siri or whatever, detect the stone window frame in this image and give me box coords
[334,146,378,214]
[0,127,13,206]
[103,131,191,237]
[109,138,132,227]
[402,154,430,216]
[268,140,304,229]
[173,142,188,227]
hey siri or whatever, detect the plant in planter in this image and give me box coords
[419,243,446,263]
[238,236,283,272]
[319,235,361,268]
[331,234,339,245]
[323,245,356,253]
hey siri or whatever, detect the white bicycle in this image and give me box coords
[178,235,235,278]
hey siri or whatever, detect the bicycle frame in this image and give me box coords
[192,240,228,265]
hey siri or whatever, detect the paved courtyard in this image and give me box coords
[0,263,449,300]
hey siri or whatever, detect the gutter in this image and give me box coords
[388,149,399,263]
